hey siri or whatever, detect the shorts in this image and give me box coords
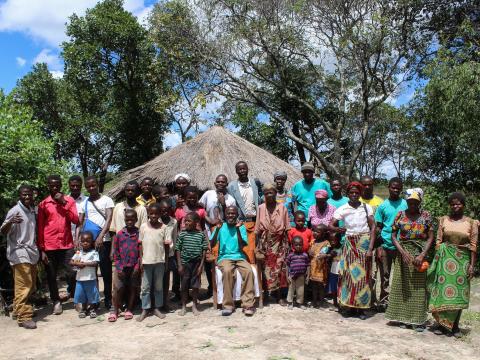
[180,259,201,291]
[326,273,339,295]
[74,280,100,305]
[113,267,141,290]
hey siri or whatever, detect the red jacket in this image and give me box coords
[37,195,79,251]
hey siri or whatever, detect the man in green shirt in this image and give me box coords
[374,177,407,308]
[211,206,255,316]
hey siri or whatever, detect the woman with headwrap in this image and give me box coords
[329,181,376,319]
[255,183,291,305]
[173,173,191,209]
[385,188,434,332]
[428,192,478,338]
[308,190,336,227]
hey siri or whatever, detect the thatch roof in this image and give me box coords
[107,126,302,198]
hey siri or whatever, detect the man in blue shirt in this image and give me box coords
[374,177,407,308]
[291,162,332,218]
[211,206,255,316]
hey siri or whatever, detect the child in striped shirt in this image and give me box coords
[175,212,208,316]
[286,236,310,310]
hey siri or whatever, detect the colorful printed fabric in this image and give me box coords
[113,227,140,272]
[428,216,478,331]
[308,203,336,227]
[309,240,330,283]
[261,232,288,291]
[338,233,372,309]
[428,244,471,330]
[385,211,432,325]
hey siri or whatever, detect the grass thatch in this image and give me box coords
[107,126,302,198]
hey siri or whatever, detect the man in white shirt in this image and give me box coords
[77,176,114,309]
[227,161,262,264]
[199,174,236,297]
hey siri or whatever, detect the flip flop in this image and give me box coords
[108,312,118,322]
[124,311,133,320]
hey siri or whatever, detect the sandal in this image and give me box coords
[78,311,86,319]
[124,311,133,320]
[108,312,118,322]
[89,310,97,319]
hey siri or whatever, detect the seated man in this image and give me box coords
[211,206,255,316]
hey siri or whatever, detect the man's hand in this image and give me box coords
[236,220,244,228]
[9,213,23,224]
[53,192,66,205]
[95,238,104,249]
[217,192,226,206]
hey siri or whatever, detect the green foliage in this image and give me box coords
[226,104,295,162]
[0,92,66,219]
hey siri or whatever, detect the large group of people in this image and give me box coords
[1,161,478,340]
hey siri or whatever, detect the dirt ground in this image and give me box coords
[2,279,480,360]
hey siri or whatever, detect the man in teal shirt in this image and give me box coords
[374,177,407,308]
[211,206,255,316]
[291,163,332,218]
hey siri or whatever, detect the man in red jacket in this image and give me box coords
[38,175,79,315]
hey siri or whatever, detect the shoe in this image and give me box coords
[243,307,255,316]
[413,325,425,332]
[104,300,112,310]
[453,331,463,339]
[89,310,97,319]
[278,299,288,306]
[78,311,86,318]
[299,305,307,310]
[53,301,63,315]
[399,324,407,329]
[18,320,36,329]
[288,303,294,310]
[358,312,367,320]
[221,308,233,316]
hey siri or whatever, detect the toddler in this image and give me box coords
[286,236,310,310]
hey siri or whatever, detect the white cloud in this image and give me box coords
[50,70,64,79]
[33,48,63,70]
[163,131,182,149]
[15,56,26,67]
[0,0,153,47]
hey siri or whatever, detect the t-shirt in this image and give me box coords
[139,222,167,264]
[291,179,332,217]
[162,217,178,257]
[213,223,248,264]
[288,227,314,252]
[286,252,310,278]
[175,230,208,264]
[72,249,99,281]
[360,195,384,214]
[374,198,408,250]
[333,203,373,235]
[113,227,140,271]
[199,190,236,221]
[327,196,349,210]
[175,206,207,231]
[79,195,115,241]
[2,201,39,265]
[110,201,148,233]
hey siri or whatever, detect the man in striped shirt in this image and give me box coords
[175,212,208,316]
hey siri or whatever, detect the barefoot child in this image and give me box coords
[71,231,100,318]
[137,204,169,322]
[175,212,208,316]
[109,209,141,322]
[308,224,330,308]
[286,236,310,310]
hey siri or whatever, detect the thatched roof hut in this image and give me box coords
[107,126,302,198]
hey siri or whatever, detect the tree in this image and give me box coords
[157,0,431,180]
[221,103,296,162]
[149,0,220,142]
[62,0,173,188]
[0,92,66,220]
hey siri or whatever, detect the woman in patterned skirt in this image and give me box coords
[428,192,478,338]
[329,182,376,320]
[385,188,434,331]
[255,184,291,305]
